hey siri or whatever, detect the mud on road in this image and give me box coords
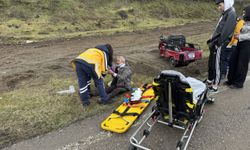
[0,21,214,92]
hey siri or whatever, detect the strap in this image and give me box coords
[141,95,154,99]
[113,107,140,117]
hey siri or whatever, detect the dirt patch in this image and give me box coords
[0,129,14,149]
[128,61,160,77]
[0,21,214,92]
[1,70,36,90]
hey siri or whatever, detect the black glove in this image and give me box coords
[206,39,212,44]
[207,39,219,50]
[101,73,106,77]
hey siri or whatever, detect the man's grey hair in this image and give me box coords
[116,56,125,63]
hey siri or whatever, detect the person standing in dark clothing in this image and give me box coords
[206,0,236,92]
[226,17,245,86]
[226,6,250,88]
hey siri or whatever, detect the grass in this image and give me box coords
[0,0,219,44]
[187,33,211,57]
[0,0,247,44]
[0,73,154,148]
[184,33,212,79]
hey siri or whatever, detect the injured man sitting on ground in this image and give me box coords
[93,56,132,101]
[106,56,132,99]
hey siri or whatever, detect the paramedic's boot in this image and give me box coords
[81,101,90,107]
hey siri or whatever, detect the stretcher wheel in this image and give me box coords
[207,97,215,104]
[143,129,150,137]
[151,106,156,112]
[206,89,215,104]
[128,144,137,150]
[129,139,138,150]
[176,141,183,150]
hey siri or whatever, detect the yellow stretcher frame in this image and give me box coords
[101,86,156,133]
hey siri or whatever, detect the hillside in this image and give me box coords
[0,0,222,44]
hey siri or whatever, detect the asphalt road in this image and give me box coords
[4,75,250,150]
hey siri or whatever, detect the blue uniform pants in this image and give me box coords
[75,62,109,104]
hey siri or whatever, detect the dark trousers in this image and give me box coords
[220,46,233,77]
[228,41,250,87]
[208,46,216,81]
[208,45,221,85]
[227,46,238,84]
[106,85,128,98]
[75,62,109,104]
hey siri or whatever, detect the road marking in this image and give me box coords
[56,131,112,150]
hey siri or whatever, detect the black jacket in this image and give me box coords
[212,7,237,47]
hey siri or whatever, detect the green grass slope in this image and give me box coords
[0,0,221,44]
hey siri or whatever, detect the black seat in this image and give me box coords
[154,71,195,121]
[160,35,186,47]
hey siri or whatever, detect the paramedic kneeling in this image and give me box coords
[106,56,132,99]
[71,44,113,106]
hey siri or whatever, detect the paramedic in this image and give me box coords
[71,44,113,106]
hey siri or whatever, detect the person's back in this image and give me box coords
[71,44,114,106]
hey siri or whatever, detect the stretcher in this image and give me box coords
[129,70,214,150]
[101,84,156,133]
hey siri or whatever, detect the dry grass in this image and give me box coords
[0,73,153,148]
[0,0,218,44]
[187,32,211,57]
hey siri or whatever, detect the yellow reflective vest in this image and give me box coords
[71,48,108,78]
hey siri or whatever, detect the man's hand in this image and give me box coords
[108,69,114,75]
[108,69,117,77]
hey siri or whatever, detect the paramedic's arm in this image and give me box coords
[218,14,237,46]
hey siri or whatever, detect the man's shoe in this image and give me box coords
[209,86,218,93]
[81,101,90,107]
[223,81,232,86]
[97,99,113,105]
[229,85,243,89]
[204,79,213,87]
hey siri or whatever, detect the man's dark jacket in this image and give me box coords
[212,7,237,47]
